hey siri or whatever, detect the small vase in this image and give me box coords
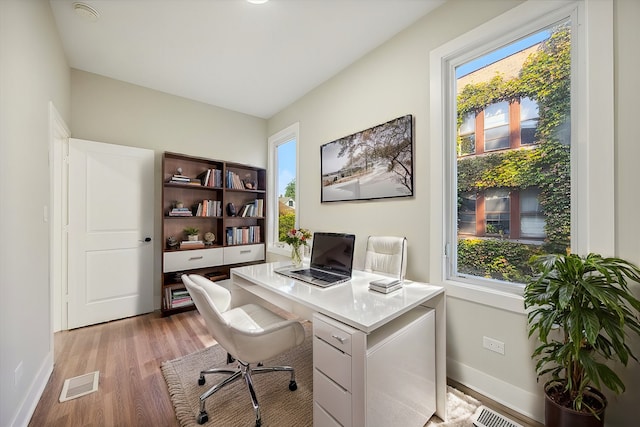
[291,244,303,267]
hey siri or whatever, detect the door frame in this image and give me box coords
[50,102,70,332]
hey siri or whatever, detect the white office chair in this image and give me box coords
[181,274,305,426]
[363,235,407,280]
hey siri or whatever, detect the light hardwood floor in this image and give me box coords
[30,309,542,427]
[29,310,213,427]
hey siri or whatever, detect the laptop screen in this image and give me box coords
[310,232,356,276]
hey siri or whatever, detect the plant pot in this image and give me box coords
[188,234,198,241]
[544,381,607,427]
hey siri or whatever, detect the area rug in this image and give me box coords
[162,322,481,427]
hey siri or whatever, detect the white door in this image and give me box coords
[68,138,154,329]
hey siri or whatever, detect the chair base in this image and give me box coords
[196,360,297,426]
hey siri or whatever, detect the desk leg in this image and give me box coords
[423,292,447,422]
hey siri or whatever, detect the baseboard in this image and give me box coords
[10,350,53,427]
[447,357,544,423]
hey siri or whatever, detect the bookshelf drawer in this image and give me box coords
[223,244,264,265]
[163,248,223,272]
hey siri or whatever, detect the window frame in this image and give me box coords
[267,122,300,257]
[429,0,614,313]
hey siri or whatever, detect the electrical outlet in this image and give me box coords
[483,336,505,355]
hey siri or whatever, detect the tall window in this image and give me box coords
[454,21,572,286]
[430,0,615,304]
[268,123,299,250]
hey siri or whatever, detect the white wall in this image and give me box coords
[70,70,268,308]
[268,0,640,425]
[0,1,71,426]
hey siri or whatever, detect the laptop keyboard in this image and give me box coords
[295,269,342,282]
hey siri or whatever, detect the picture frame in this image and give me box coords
[321,114,413,202]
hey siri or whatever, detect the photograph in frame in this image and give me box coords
[321,114,413,202]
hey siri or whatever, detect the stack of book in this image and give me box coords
[180,240,205,249]
[369,278,403,294]
[168,207,193,217]
[167,288,193,309]
[168,174,201,185]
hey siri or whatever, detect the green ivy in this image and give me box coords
[458,238,545,283]
[456,25,571,255]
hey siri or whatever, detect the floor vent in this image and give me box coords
[473,405,523,427]
[59,371,99,402]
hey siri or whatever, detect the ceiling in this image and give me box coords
[49,0,445,119]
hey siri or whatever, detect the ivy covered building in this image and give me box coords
[456,27,571,281]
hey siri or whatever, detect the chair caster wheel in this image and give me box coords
[255,418,262,426]
[289,380,297,391]
[197,411,208,424]
[198,376,205,386]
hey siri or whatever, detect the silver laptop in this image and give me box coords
[275,232,356,288]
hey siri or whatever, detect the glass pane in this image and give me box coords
[458,193,476,234]
[484,101,509,128]
[460,134,476,155]
[454,22,571,284]
[520,97,539,121]
[484,125,510,151]
[277,139,296,242]
[520,119,538,145]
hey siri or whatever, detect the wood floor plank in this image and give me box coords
[29,310,208,427]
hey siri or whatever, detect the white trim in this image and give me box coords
[267,122,299,254]
[429,0,614,309]
[10,350,53,427]
[447,356,543,423]
[49,102,70,333]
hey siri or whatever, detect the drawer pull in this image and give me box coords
[331,334,346,344]
[240,250,251,254]
[188,256,204,261]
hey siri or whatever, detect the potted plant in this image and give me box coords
[183,227,199,241]
[524,253,640,427]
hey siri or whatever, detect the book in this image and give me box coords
[369,278,401,288]
[369,283,403,294]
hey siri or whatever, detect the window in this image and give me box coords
[458,113,476,156]
[520,188,545,238]
[458,192,476,234]
[484,189,510,236]
[483,101,510,151]
[520,97,539,145]
[268,123,299,252]
[430,0,615,306]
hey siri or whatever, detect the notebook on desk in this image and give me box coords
[275,232,356,288]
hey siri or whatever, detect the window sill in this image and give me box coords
[441,279,525,314]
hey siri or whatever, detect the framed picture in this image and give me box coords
[321,114,413,202]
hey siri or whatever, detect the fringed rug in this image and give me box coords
[162,323,481,426]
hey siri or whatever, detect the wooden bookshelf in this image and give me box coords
[161,152,266,316]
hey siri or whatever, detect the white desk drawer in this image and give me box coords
[163,248,223,272]
[314,401,343,427]
[314,337,351,391]
[223,244,264,265]
[314,369,352,427]
[313,314,355,355]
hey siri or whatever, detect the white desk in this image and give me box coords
[230,262,446,426]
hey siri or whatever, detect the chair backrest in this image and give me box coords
[181,274,237,355]
[363,236,407,280]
